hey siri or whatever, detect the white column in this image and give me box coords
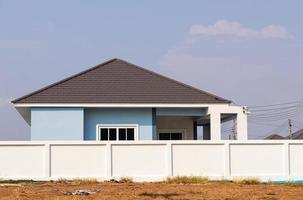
[106,143,112,179]
[284,141,290,178]
[224,141,231,179]
[210,112,221,140]
[236,111,248,140]
[166,142,172,177]
[44,143,50,178]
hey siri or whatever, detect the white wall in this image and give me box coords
[0,141,302,181]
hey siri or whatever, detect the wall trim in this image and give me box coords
[14,103,230,108]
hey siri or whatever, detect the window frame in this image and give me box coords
[96,124,139,141]
[158,129,185,140]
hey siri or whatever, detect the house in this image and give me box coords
[12,58,248,141]
[265,129,303,140]
[291,129,303,139]
[264,134,285,140]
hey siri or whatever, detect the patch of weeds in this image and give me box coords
[71,178,98,185]
[0,179,45,184]
[107,179,119,183]
[165,176,209,184]
[234,177,260,185]
[284,182,303,187]
[57,178,70,184]
[139,192,179,199]
[119,177,133,183]
[57,178,98,185]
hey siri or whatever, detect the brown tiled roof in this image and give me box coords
[12,58,231,104]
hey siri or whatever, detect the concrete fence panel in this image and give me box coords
[0,145,45,178]
[50,144,107,178]
[111,144,167,180]
[0,141,302,181]
[289,143,303,177]
[229,143,285,177]
[171,144,225,177]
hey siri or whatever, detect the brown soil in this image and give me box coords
[0,181,302,200]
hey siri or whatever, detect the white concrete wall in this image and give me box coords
[208,105,248,140]
[0,141,302,181]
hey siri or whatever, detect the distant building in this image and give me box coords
[264,134,285,140]
[265,129,303,140]
[291,129,303,139]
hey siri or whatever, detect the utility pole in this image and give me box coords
[288,119,293,139]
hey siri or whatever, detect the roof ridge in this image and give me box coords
[11,58,118,103]
[12,58,231,104]
[116,58,231,103]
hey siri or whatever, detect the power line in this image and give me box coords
[249,105,303,116]
[247,101,303,122]
[249,104,303,112]
[248,120,287,128]
[250,108,303,118]
[248,100,303,108]
[249,111,303,122]
[292,124,302,129]
[248,107,303,121]
[291,119,303,126]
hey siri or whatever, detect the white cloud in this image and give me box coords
[159,21,302,139]
[190,20,292,39]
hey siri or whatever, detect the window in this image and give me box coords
[159,132,182,140]
[97,125,138,141]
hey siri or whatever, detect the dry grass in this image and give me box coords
[106,177,134,183]
[165,176,209,184]
[0,179,44,184]
[283,182,303,187]
[139,192,179,198]
[57,178,98,185]
[2,181,303,200]
[119,177,133,183]
[234,177,261,185]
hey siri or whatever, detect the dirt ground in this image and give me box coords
[0,181,303,200]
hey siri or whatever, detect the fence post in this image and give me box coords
[224,141,231,179]
[284,141,290,179]
[106,143,112,179]
[166,142,173,177]
[44,143,50,179]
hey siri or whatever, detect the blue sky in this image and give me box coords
[1,0,303,140]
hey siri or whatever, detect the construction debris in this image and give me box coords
[64,189,100,196]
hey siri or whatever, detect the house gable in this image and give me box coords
[12,58,230,104]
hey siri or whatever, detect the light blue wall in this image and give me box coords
[31,108,84,140]
[84,108,153,140]
[30,107,204,141]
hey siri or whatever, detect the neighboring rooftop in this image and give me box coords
[264,134,285,140]
[12,58,230,104]
[291,129,303,139]
[264,129,303,140]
